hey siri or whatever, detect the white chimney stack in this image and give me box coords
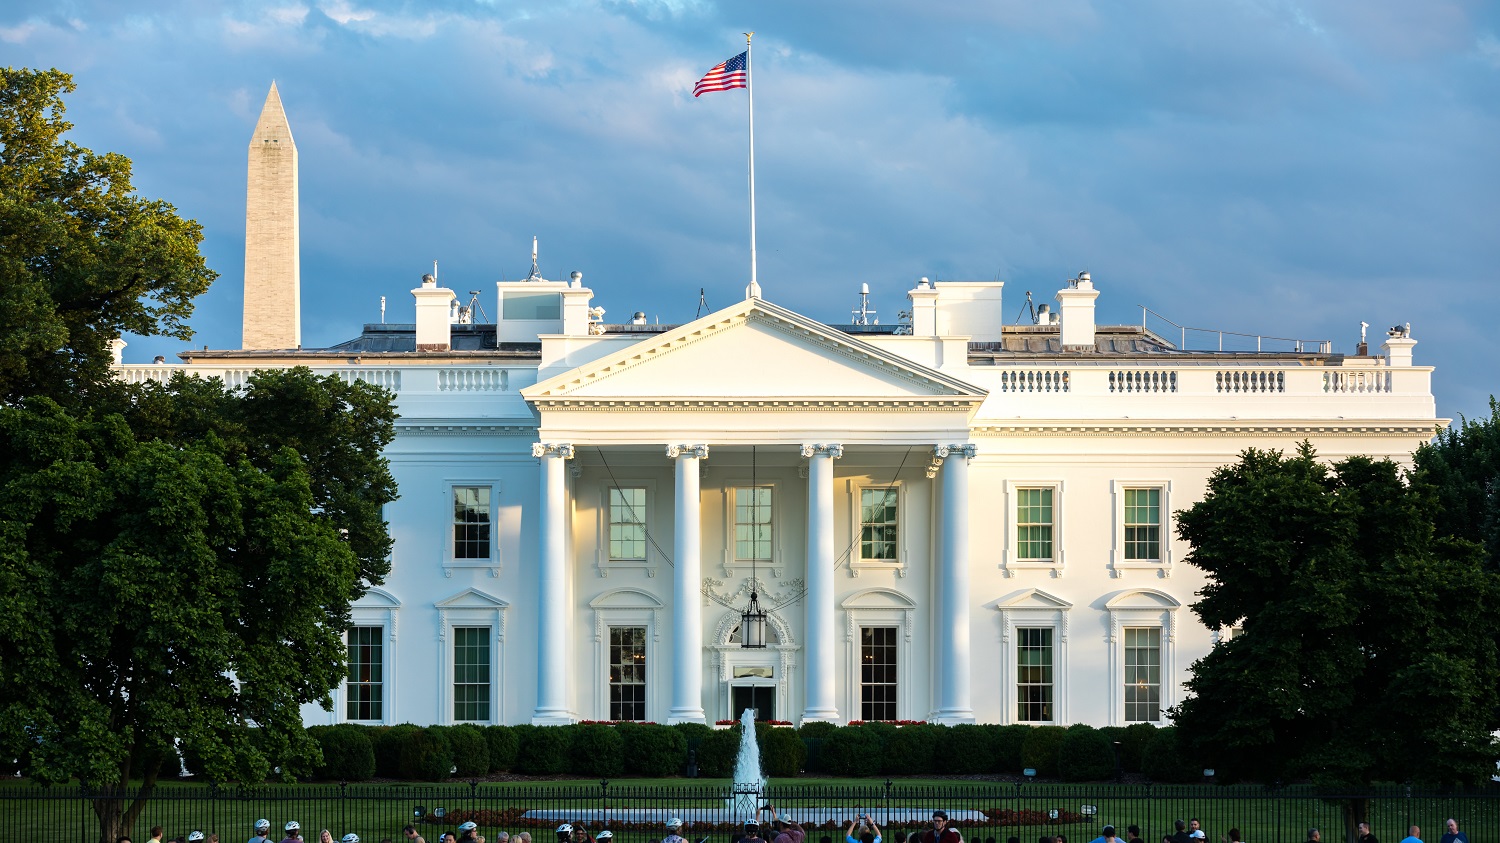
[413,273,457,352]
[1382,324,1416,367]
[1057,271,1098,352]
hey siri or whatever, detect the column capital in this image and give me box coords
[932,443,977,460]
[799,443,844,459]
[532,442,576,459]
[666,444,710,459]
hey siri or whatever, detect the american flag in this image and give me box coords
[693,51,748,97]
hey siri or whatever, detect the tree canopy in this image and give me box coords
[1414,397,1500,571]
[0,68,398,843]
[1171,444,1500,789]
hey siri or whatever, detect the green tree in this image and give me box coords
[1414,398,1500,569]
[0,68,214,407]
[1171,445,1500,837]
[0,67,399,843]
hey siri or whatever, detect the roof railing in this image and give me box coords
[1141,306,1332,354]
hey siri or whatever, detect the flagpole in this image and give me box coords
[745,31,761,300]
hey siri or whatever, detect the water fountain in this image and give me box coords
[730,706,767,821]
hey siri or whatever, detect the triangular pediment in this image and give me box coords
[434,587,509,609]
[523,298,986,405]
[992,588,1073,610]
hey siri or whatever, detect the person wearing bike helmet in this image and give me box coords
[556,825,573,843]
[250,819,272,843]
[597,832,614,843]
[188,834,205,843]
[458,823,480,843]
[281,821,304,843]
[663,819,687,843]
[340,836,360,843]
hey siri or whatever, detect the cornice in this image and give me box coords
[530,397,983,412]
[396,421,538,436]
[971,420,1443,437]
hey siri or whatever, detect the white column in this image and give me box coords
[800,443,843,723]
[932,443,977,724]
[532,442,575,724]
[667,444,710,724]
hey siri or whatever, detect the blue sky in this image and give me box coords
[5,0,1498,422]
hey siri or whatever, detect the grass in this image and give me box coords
[3,778,1495,843]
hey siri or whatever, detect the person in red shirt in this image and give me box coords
[918,812,961,843]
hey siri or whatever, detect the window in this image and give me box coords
[1123,488,1161,561]
[502,290,561,319]
[734,487,773,561]
[1015,487,1055,561]
[346,626,383,721]
[859,488,898,562]
[453,486,491,560]
[1017,627,1054,722]
[608,487,647,561]
[453,627,491,722]
[860,626,898,721]
[1124,627,1161,722]
[609,626,647,721]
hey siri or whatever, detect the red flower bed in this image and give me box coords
[983,808,1086,826]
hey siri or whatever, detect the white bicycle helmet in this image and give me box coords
[341,835,360,843]
[460,823,478,832]
[557,825,573,835]
[188,833,204,842]
[598,832,614,840]
[666,819,683,829]
[287,821,302,832]
[256,819,272,833]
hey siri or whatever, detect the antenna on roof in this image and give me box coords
[696,288,710,318]
[380,296,386,324]
[1014,291,1037,324]
[433,259,438,283]
[527,236,542,281]
[851,283,878,326]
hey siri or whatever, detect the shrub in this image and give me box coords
[1020,725,1067,777]
[484,725,519,773]
[569,724,625,778]
[991,725,1031,774]
[447,725,490,778]
[820,725,883,777]
[797,720,839,774]
[1059,724,1115,782]
[373,724,421,778]
[1142,726,1199,784]
[517,726,573,775]
[882,724,936,775]
[400,726,454,782]
[758,726,806,777]
[308,725,376,781]
[620,723,687,777]
[696,726,742,778]
[941,724,995,775]
[1120,722,1157,773]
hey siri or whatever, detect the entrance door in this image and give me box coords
[731,685,775,722]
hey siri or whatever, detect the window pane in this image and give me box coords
[1124,626,1161,722]
[346,626,383,721]
[501,291,562,319]
[454,486,491,560]
[1016,488,1055,561]
[609,626,647,721]
[859,488,899,562]
[1124,488,1162,561]
[608,487,647,561]
[734,487,773,561]
[860,626,898,721]
[1017,627,1054,722]
[453,627,491,721]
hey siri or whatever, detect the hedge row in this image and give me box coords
[230,720,1196,783]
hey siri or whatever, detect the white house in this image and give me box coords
[112,85,1440,730]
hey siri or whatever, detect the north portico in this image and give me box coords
[520,297,988,725]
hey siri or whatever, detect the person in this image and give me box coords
[1086,827,1117,843]
[459,824,481,843]
[744,820,768,843]
[1357,822,1377,843]
[1169,823,1191,843]
[846,815,882,843]
[763,804,805,843]
[597,833,613,843]
[118,838,134,843]
[149,828,166,843]
[895,835,907,843]
[919,811,962,843]
[282,822,304,843]
[1399,827,1422,843]
[570,825,594,843]
[154,355,168,364]
[251,820,273,843]
[1307,831,1320,843]
[1438,820,1467,843]
[322,832,336,843]
[1225,830,1242,843]
[497,834,511,843]
[664,819,688,843]
[404,828,427,843]
[1126,828,1141,843]
[340,837,360,843]
[189,834,205,842]
[1189,821,1204,841]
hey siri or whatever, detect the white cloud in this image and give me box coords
[0,21,37,43]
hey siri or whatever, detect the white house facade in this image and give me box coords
[111,85,1442,731]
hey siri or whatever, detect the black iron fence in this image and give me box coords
[3,781,1497,843]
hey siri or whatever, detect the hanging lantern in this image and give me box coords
[741,590,768,649]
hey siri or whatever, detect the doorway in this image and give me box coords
[731,685,775,722]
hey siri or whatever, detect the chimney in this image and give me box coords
[906,277,938,336]
[1057,272,1098,352]
[110,338,127,366]
[413,273,457,351]
[1381,324,1416,367]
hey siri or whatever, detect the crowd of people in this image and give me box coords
[107,811,1476,843]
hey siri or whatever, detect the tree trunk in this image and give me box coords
[1340,796,1371,843]
[92,769,161,843]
